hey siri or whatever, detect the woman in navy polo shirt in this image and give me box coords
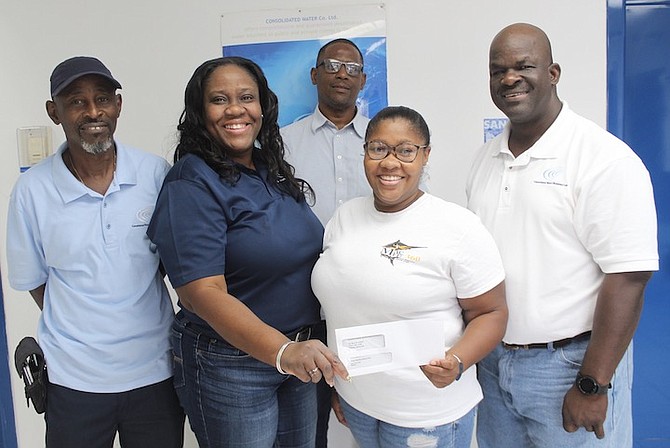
[148,57,349,448]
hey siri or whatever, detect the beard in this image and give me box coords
[81,137,113,155]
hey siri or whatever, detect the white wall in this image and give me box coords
[0,1,605,447]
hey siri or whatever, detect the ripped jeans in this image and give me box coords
[339,398,475,448]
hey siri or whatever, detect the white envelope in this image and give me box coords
[335,319,445,377]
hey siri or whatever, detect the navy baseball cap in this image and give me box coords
[50,56,122,97]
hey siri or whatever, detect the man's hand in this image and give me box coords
[562,385,608,439]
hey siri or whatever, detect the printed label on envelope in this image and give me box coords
[349,352,393,369]
[342,334,385,350]
[335,319,444,377]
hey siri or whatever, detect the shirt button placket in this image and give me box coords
[502,162,513,207]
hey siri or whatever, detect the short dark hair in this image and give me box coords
[315,38,364,66]
[365,106,431,145]
[175,56,310,201]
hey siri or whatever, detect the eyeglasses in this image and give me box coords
[316,59,363,76]
[364,141,429,163]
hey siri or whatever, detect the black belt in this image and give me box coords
[503,331,591,350]
[178,315,315,345]
[285,325,314,342]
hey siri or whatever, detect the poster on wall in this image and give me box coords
[483,118,508,142]
[221,4,387,127]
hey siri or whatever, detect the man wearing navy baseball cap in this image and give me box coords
[6,56,185,447]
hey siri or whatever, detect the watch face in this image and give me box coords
[578,376,598,394]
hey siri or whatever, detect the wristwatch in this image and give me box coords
[575,372,611,396]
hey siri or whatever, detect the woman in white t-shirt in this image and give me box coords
[311,106,508,448]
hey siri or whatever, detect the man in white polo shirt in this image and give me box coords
[467,23,658,447]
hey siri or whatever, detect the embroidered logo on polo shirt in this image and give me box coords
[533,167,568,187]
[380,240,424,265]
[131,206,154,228]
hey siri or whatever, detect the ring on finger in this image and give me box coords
[308,367,319,376]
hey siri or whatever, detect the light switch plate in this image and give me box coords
[17,126,52,172]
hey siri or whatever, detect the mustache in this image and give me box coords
[77,118,109,128]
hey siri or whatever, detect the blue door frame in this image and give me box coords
[608,1,670,446]
[0,275,18,448]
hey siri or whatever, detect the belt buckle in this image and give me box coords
[294,326,312,342]
[503,342,530,350]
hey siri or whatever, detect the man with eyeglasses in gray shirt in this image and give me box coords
[282,38,370,227]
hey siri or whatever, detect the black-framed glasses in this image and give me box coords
[316,59,363,76]
[364,141,429,163]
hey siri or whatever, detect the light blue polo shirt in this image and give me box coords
[7,141,174,393]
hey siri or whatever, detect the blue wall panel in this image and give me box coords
[610,2,670,446]
[0,275,18,448]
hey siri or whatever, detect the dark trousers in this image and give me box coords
[45,378,185,448]
[313,320,332,448]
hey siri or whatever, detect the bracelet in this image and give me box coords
[275,341,295,375]
[451,353,464,381]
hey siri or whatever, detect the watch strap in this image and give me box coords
[451,353,464,381]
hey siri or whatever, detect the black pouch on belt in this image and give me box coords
[14,336,48,414]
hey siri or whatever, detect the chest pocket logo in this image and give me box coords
[534,167,567,187]
[132,206,154,227]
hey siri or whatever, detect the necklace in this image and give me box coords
[67,150,84,184]
[66,150,116,185]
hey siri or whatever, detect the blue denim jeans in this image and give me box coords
[171,317,317,448]
[339,397,475,448]
[477,339,633,448]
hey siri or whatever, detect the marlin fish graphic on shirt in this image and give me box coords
[380,240,425,265]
